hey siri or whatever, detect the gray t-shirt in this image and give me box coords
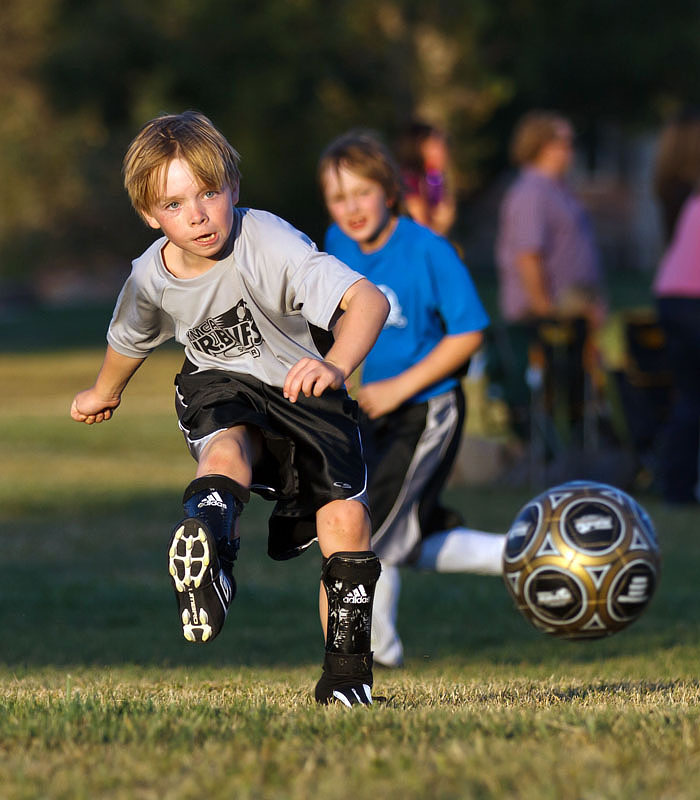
[107,207,363,387]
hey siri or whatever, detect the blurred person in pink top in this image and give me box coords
[653,190,700,504]
[653,108,700,244]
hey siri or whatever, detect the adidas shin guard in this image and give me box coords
[315,551,381,706]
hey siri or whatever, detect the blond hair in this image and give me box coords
[123,110,241,216]
[318,129,405,215]
[510,111,572,167]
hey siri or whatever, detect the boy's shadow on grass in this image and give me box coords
[4,494,325,668]
[399,569,698,669]
[4,493,696,670]
[6,571,693,671]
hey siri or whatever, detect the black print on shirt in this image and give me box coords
[187,299,263,358]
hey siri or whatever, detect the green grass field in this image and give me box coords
[2,340,700,800]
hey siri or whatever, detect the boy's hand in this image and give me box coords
[357,377,407,419]
[284,357,345,403]
[358,331,484,419]
[70,388,121,424]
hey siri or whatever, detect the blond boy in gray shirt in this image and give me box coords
[71,111,389,707]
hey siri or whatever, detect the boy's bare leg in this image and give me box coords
[317,498,371,554]
[168,426,257,643]
[197,425,261,485]
[315,499,380,707]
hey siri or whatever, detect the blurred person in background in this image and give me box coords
[653,107,700,244]
[493,110,605,441]
[396,120,457,237]
[319,129,505,668]
[652,170,700,505]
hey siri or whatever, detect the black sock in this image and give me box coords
[182,475,249,574]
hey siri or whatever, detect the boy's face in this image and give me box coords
[421,134,448,171]
[143,157,238,264]
[321,164,395,253]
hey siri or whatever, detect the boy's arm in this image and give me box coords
[357,330,483,419]
[70,345,146,424]
[283,278,389,403]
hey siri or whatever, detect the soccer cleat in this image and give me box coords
[314,653,374,707]
[168,518,235,643]
[316,681,373,708]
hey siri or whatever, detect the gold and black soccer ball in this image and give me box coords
[503,480,661,639]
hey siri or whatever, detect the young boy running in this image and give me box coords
[319,130,506,668]
[70,111,390,706]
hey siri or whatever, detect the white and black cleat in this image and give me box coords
[333,684,373,708]
[315,674,374,708]
[314,652,375,707]
[168,518,234,643]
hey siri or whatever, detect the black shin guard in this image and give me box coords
[315,551,381,706]
[182,475,249,575]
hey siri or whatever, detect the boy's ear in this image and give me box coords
[231,180,240,205]
[141,210,161,230]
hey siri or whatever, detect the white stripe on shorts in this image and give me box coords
[370,391,460,565]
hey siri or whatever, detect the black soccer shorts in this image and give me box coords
[174,365,369,560]
[361,386,465,566]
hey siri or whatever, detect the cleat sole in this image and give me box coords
[169,523,212,593]
[167,518,232,644]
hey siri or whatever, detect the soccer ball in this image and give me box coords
[502,480,661,639]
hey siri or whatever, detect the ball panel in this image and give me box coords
[523,566,588,626]
[560,497,626,555]
[503,501,542,563]
[607,558,659,622]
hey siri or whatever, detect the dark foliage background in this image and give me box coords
[2,0,699,286]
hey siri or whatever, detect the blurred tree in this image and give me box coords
[486,0,700,122]
[0,0,97,279]
[1,0,699,291]
[479,0,700,168]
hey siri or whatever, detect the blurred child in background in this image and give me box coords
[396,120,457,237]
[319,130,505,667]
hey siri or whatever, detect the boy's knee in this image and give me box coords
[317,499,371,550]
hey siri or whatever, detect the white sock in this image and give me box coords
[371,563,404,668]
[415,528,505,574]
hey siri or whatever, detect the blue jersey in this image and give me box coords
[324,216,489,404]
